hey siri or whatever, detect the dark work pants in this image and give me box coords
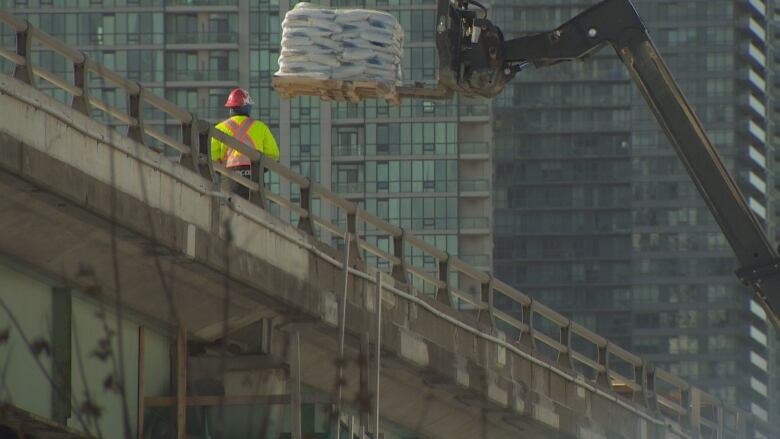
[225,165,251,199]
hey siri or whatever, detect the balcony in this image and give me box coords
[459,179,490,192]
[166,70,238,82]
[332,182,364,194]
[332,144,364,157]
[749,197,767,220]
[167,0,238,6]
[459,254,490,268]
[745,68,766,93]
[746,16,766,43]
[460,104,490,119]
[459,142,489,159]
[748,171,767,194]
[746,0,766,17]
[167,33,238,45]
[747,120,766,143]
[741,42,766,68]
[460,217,490,235]
[748,145,766,168]
[745,93,766,118]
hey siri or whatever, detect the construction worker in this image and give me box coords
[211,88,280,199]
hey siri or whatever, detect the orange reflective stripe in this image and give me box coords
[223,117,259,168]
[224,118,257,148]
[236,121,258,149]
[224,118,241,133]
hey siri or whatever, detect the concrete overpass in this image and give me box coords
[0,11,755,439]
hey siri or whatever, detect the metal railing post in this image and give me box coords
[435,253,452,306]
[715,405,724,439]
[196,122,217,183]
[249,155,267,208]
[71,53,90,115]
[596,343,611,389]
[557,322,574,370]
[180,113,198,173]
[519,301,536,351]
[297,178,314,235]
[476,275,495,328]
[127,82,145,145]
[391,229,408,284]
[346,210,362,266]
[686,387,700,437]
[640,364,659,412]
[13,20,34,85]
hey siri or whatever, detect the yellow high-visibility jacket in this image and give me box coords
[210,115,280,167]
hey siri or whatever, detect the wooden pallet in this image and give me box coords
[272,74,401,106]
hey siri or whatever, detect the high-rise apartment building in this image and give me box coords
[491,0,777,435]
[4,0,777,435]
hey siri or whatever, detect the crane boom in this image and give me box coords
[433,0,780,328]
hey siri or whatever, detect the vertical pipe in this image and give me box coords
[136,327,145,439]
[238,0,250,91]
[335,234,352,439]
[290,330,302,439]
[175,327,187,439]
[374,272,382,437]
[359,333,370,431]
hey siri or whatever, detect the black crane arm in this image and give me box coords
[435,0,780,327]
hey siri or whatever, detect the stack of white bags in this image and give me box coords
[276,2,404,84]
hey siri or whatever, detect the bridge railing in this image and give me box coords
[0,10,755,438]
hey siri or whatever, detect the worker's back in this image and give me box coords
[211,114,280,168]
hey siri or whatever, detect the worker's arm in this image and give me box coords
[210,122,229,162]
[257,121,280,162]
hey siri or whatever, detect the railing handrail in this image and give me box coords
[0,10,752,438]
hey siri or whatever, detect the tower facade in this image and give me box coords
[491,0,777,434]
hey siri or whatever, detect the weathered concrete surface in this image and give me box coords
[0,73,679,438]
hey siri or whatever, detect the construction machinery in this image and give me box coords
[425,0,780,328]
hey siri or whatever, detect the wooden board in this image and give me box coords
[0,403,95,439]
[272,75,401,106]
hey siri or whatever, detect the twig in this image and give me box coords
[0,298,94,435]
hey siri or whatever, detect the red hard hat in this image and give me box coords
[224,88,254,108]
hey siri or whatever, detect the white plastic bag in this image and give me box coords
[276,2,404,85]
